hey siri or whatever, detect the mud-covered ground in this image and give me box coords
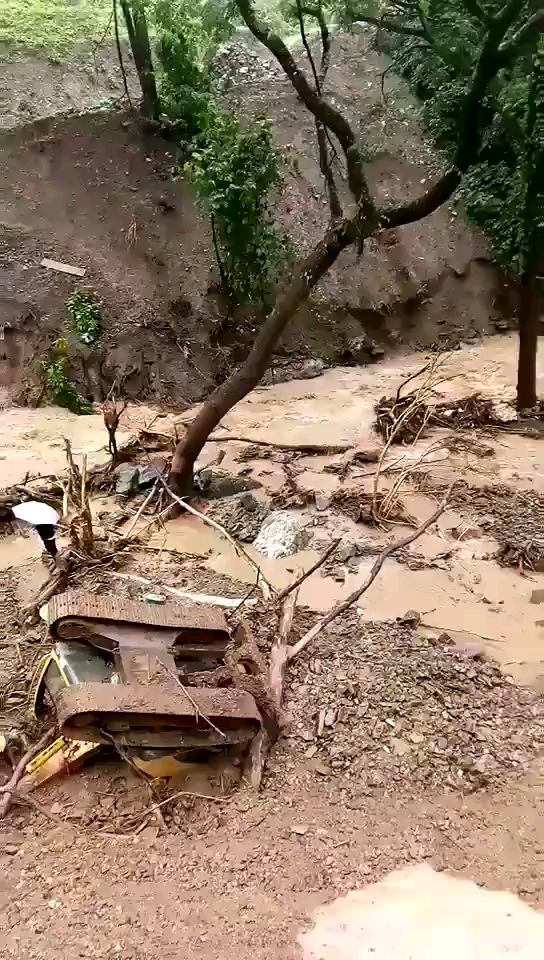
[1,337,544,958]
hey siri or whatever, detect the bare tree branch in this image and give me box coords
[459,0,492,25]
[316,122,344,219]
[288,482,456,662]
[378,0,542,229]
[235,0,375,217]
[498,10,544,61]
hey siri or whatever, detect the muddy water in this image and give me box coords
[145,506,544,690]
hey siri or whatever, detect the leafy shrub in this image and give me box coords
[189,111,289,302]
[42,340,92,415]
[66,290,102,345]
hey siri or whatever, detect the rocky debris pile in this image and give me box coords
[204,492,269,542]
[212,38,285,91]
[277,613,543,798]
[454,485,544,570]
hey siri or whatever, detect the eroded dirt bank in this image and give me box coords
[0,33,514,405]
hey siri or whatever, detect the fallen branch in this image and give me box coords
[157,475,275,600]
[123,480,159,539]
[276,538,341,601]
[288,481,456,662]
[209,434,353,455]
[21,559,71,622]
[246,580,300,790]
[0,728,57,819]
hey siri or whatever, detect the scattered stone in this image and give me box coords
[299,359,326,380]
[335,540,359,563]
[291,824,308,836]
[307,758,331,776]
[324,708,337,727]
[448,525,482,541]
[275,612,543,799]
[490,400,517,423]
[398,610,422,627]
[315,492,332,512]
[530,589,544,605]
[205,492,269,542]
[391,738,410,756]
[254,511,309,559]
[114,462,164,497]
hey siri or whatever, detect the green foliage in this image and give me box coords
[189,111,289,302]
[0,0,114,52]
[365,0,544,275]
[42,340,93,415]
[153,0,289,303]
[66,290,102,345]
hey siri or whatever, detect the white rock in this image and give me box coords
[253,511,308,559]
[490,400,517,423]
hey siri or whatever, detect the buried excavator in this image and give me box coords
[25,591,274,788]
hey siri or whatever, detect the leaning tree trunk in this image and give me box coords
[119,0,160,120]
[169,220,356,491]
[517,268,538,411]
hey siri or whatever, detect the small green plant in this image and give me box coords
[42,339,93,415]
[66,290,102,345]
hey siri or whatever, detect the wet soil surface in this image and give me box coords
[2,339,544,957]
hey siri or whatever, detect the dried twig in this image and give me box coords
[157,475,275,600]
[124,481,159,538]
[0,728,56,818]
[276,538,341,601]
[288,481,456,662]
[208,434,352,454]
[159,660,227,740]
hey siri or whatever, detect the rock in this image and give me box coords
[391,737,410,756]
[398,609,422,627]
[291,824,308,836]
[138,462,164,487]
[299,358,326,380]
[336,540,358,563]
[530,589,544,604]
[448,525,481,541]
[409,731,424,744]
[114,461,164,496]
[490,400,517,423]
[324,708,337,727]
[254,511,309,558]
[307,758,331,776]
[315,492,332,512]
[3,843,19,855]
[205,492,268,542]
[115,464,141,497]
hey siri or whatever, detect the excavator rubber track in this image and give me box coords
[48,591,231,652]
[56,683,262,749]
[45,591,262,751]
